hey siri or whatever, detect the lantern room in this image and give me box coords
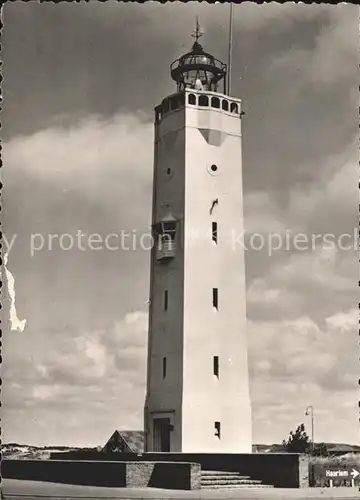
[170,20,227,94]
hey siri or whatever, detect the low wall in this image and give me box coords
[2,460,200,490]
[2,460,126,487]
[50,451,309,488]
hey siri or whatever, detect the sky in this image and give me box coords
[2,2,359,447]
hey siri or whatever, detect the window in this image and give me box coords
[188,93,196,105]
[162,357,167,379]
[164,290,168,311]
[170,97,179,111]
[212,222,217,244]
[230,102,238,114]
[207,164,219,176]
[156,219,177,260]
[213,356,219,378]
[198,95,209,107]
[213,288,218,309]
[211,97,220,109]
[215,421,221,439]
[158,221,176,246]
[222,99,229,111]
[163,100,170,114]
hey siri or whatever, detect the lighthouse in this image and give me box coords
[144,23,252,453]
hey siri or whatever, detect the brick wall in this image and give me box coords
[190,463,201,490]
[126,462,154,487]
[299,455,309,488]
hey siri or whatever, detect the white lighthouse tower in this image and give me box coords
[144,23,252,453]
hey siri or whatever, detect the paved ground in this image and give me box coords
[2,480,359,500]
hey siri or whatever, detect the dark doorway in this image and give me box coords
[153,418,171,452]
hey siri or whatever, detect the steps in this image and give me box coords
[201,470,274,489]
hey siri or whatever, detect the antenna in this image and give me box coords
[192,16,204,43]
[227,3,234,95]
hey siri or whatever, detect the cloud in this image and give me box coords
[249,306,357,443]
[245,129,357,443]
[245,135,357,237]
[266,6,357,88]
[326,308,358,332]
[4,113,153,210]
[244,131,357,324]
[3,310,148,445]
[2,113,154,344]
[244,192,290,235]
[304,7,358,87]
[247,282,281,305]
[80,2,333,40]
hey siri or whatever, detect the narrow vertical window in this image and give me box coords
[199,95,209,107]
[162,357,167,379]
[164,290,168,311]
[213,288,218,309]
[212,222,217,244]
[211,97,220,109]
[213,356,219,378]
[215,421,221,439]
[163,100,170,114]
[230,102,238,114]
[188,93,196,105]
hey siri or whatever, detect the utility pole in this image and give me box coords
[305,405,315,451]
[227,3,234,95]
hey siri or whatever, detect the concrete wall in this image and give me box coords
[144,106,186,452]
[3,460,200,490]
[49,452,309,488]
[182,93,251,453]
[3,460,127,487]
[145,87,251,453]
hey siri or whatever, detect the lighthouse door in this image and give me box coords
[153,418,171,452]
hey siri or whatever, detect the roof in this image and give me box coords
[119,431,145,453]
[103,430,144,453]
